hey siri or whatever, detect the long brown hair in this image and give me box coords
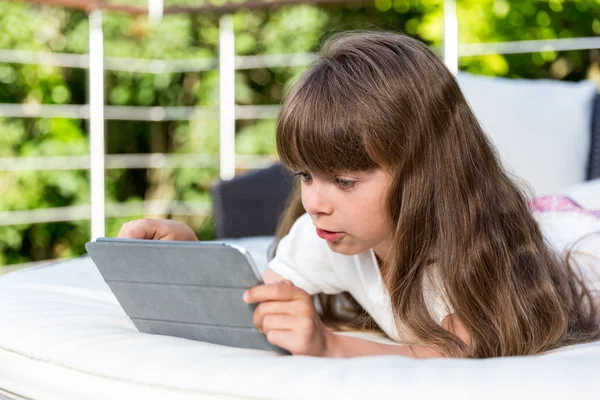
[270,31,600,358]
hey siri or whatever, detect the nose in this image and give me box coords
[302,181,333,216]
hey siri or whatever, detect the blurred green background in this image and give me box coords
[0,0,599,267]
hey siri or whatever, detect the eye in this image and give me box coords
[335,178,356,189]
[294,172,312,182]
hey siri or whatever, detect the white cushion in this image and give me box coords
[560,178,600,210]
[457,73,598,196]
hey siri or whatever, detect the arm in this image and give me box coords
[327,334,444,358]
[327,314,470,358]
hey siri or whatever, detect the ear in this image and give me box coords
[441,313,471,345]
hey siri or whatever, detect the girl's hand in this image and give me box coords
[244,280,338,357]
[117,218,199,242]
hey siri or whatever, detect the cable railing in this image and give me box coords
[1,0,599,262]
[0,48,316,72]
[0,104,280,120]
[0,153,277,172]
[0,200,212,226]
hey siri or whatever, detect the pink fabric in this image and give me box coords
[530,195,600,219]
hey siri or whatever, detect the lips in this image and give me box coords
[315,228,345,242]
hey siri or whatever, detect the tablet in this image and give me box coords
[85,237,289,355]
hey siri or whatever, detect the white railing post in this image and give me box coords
[148,0,164,24]
[88,10,106,240]
[443,0,458,74]
[219,14,236,181]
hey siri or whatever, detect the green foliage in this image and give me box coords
[236,119,278,155]
[0,0,599,267]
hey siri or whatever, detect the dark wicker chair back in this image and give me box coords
[588,93,600,180]
[211,163,294,238]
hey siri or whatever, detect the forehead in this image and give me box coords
[305,168,388,181]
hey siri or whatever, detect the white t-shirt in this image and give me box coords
[268,211,600,343]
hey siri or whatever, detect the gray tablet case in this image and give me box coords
[85,238,289,355]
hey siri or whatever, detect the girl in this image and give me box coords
[119,31,600,359]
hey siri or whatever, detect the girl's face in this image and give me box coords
[297,168,394,263]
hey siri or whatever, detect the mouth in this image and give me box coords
[315,228,345,242]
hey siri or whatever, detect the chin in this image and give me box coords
[325,240,362,256]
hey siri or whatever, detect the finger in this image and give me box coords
[244,283,308,304]
[264,330,305,355]
[253,299,316,331]
[253,299,312,329]
[253,301,290,327]
[254,301,278,329]
[117,219,157,239]
[116,222,132,238]
[260,314,297,333]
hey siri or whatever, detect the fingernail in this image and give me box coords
[243,291,249,302]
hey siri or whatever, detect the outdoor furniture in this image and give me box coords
[211,163,294,239]
[589,93,600,179]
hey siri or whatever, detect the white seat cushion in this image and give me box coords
[457,73,598,196]
[560,178,600,210]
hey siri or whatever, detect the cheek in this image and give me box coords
[300,191,308,210]
[299,185,317,211]
[356,190,389,232]
[362,186,387,215]
[351,201,389,235]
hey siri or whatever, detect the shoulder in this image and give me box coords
[288,213,315,237]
